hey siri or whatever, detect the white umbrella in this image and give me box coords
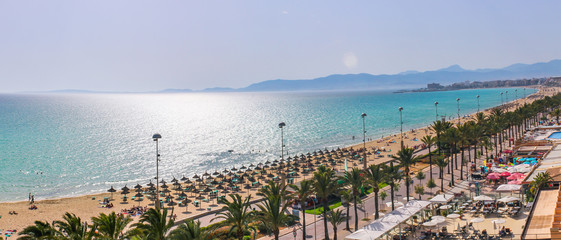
[470,218,484,223]
[497,196,519,203]
[496,184,522,192]
[385,201,404,208]
[492,219,506,224]
[439,205,451,210]
[402,196,415,201]
[447,214,460,219]
[422,221,437,227]
[474,195,494,201]
[431,216,446,224]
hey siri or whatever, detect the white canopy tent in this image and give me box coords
[429,194,454,203]
[473,195,494,201]
[496,184,522,192]
[346,200,431,240]
[497,196,520,203]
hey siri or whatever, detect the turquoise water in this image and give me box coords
[547,132,561,139]
[0,88,535,201]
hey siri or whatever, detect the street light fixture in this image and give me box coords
[153,133,162,209]
[505,90,509,104]
[434,102,439,121]
[456,98,460,125]
[399,107,404,149]
[361,113,367,169]
[476,95,480,113]
[500,92,504,106]
[279,122,286,186]
[279,122,286,161]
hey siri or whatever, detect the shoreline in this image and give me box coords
[0,86,549,231]
[1,86,537,204]
[0,87,536,203]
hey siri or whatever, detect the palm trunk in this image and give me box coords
[374,191,380,219]
[302,206,307,240]
[405,171,410,202]
[440,167,444,192]
[274,230,279,240]
[353,197,358,231]
[390,184,395,211]
[428,146,433,180]
[333,226,338,240]
[460,147,464,180]
[345,204,349,230]
[450,155,455,186]
[323,200,330,240]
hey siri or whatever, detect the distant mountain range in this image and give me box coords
[50,59,561,93]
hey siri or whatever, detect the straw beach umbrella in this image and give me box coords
[107,186,116,200]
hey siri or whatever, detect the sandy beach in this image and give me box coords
[0,86,554,232]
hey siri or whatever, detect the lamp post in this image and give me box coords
[524,88,526,98]
[476,95,480,113]
[361,113,367,169]
[434,102,439,121]
[399,107,404,149]
[279,122,286,186]
[279,122,286,161]
[515,89,518,99]
[153,133,162,209]
[456,98,460,125]
[500,92,504,106]
[506,90,509,104]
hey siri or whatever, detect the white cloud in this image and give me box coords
[343,52,358,69]
[282,10,289,14]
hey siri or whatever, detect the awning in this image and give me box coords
[346,200,431,240]
[496,184,522,192]
[429,194,454,203]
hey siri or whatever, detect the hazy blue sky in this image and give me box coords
[1,1,560,92]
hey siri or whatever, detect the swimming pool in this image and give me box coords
[547,132,561,139]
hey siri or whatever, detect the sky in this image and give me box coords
[1,1,561,92]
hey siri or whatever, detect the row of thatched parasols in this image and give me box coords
[107,147,366,207]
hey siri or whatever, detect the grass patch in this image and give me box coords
[305,201,342,215]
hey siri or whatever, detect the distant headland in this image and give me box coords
[41,59,561,94]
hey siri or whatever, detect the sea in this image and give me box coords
[0,88,536,202]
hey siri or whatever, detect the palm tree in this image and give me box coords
[18,221,58,240]
[54,212,95,240]
[289,180,312,240]
[211,194,254,240]
[256,180,291,240]
[91,212,132,240]
[434,156,448,192]
[426,178,437,195]
[132,208,175,240]
[552,108,561,124]
[383,161,402,211]
[365,164,384,219]
[339,189,352,230]
[415,170,426,186]
[414,185,425,200]
[169,219,207,240]
[392,147,421,202]
[311,166,340,240]
[326,209,347,240]
[431,120,452,155]
[339,167,363,231]
[530,172,554,195]
[421,135,436,180]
